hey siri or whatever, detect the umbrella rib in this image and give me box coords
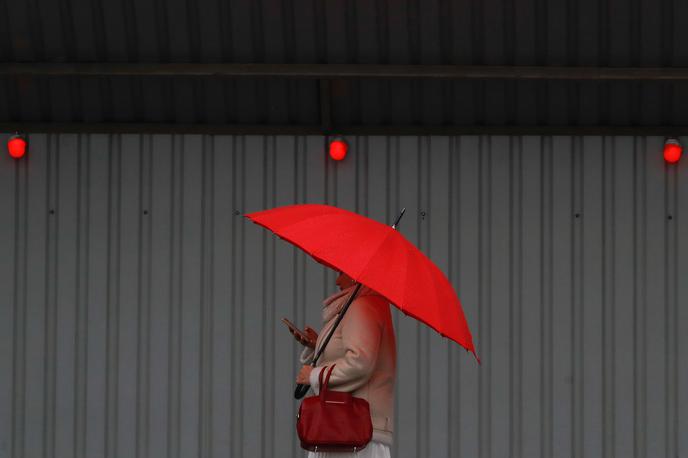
[420,248,444,336]
[247,205,344,235]
[398,240,412,313]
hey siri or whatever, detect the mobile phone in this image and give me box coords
[282,318,309,340]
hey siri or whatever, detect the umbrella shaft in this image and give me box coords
[311,282,363,365]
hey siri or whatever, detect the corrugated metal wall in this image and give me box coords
[0,133,686,458]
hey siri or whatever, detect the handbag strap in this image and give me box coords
[318,364,336,400]
[317,365,328,388]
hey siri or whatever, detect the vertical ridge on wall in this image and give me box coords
[647,136,672,458]
[478,135,489,458]
[602,137,614,458]
[447,135,458,458]
[3,130,21,458]
[200,134,214,458]
[263,136,273,458]
[75,134,87,458]
[140,134,153,458]
[574,135,585,458]
[166,135,176,458]
[512,135,523,458]
[108,135,118,457]
[458,134,480,458]
[678,131,688,458]
[45,134,57,458]
[228,135,238,458]
[664,143,679,458]
[633,136,647,458]
[0,132,686,458]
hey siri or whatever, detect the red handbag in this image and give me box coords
[296,364,373,453]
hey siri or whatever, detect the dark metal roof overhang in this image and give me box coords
[3,0,687,135]
[3,62,688,135]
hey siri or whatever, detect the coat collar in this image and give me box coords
[321,283,379,324]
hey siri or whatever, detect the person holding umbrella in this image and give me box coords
[289,270,397,457]
[246,204,478,456]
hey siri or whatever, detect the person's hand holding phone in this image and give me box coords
[283,318,318,349]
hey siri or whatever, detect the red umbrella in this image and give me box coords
[245,204,479,366]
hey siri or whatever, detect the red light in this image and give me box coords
[8,134,27,159]
[329,137,348,161]
[664,138,682,164]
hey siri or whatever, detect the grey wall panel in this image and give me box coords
[1,133,687,458]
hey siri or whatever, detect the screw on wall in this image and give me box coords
[668,215,673,220]
[420,211,426,220]
[234,210,241,216]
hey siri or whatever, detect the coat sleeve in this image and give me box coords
[312,296,384,393]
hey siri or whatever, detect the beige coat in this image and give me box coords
[300,291,397,447]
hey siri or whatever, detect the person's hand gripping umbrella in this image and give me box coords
[244,204,479,399]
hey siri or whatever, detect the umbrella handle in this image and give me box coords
[294,383,310,399]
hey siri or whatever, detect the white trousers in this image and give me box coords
[305,440,391,458]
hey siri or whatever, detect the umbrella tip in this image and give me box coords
[392,208,406,229]
[472,349,481,365]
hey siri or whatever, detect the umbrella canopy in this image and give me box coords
[245,203,479,362]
